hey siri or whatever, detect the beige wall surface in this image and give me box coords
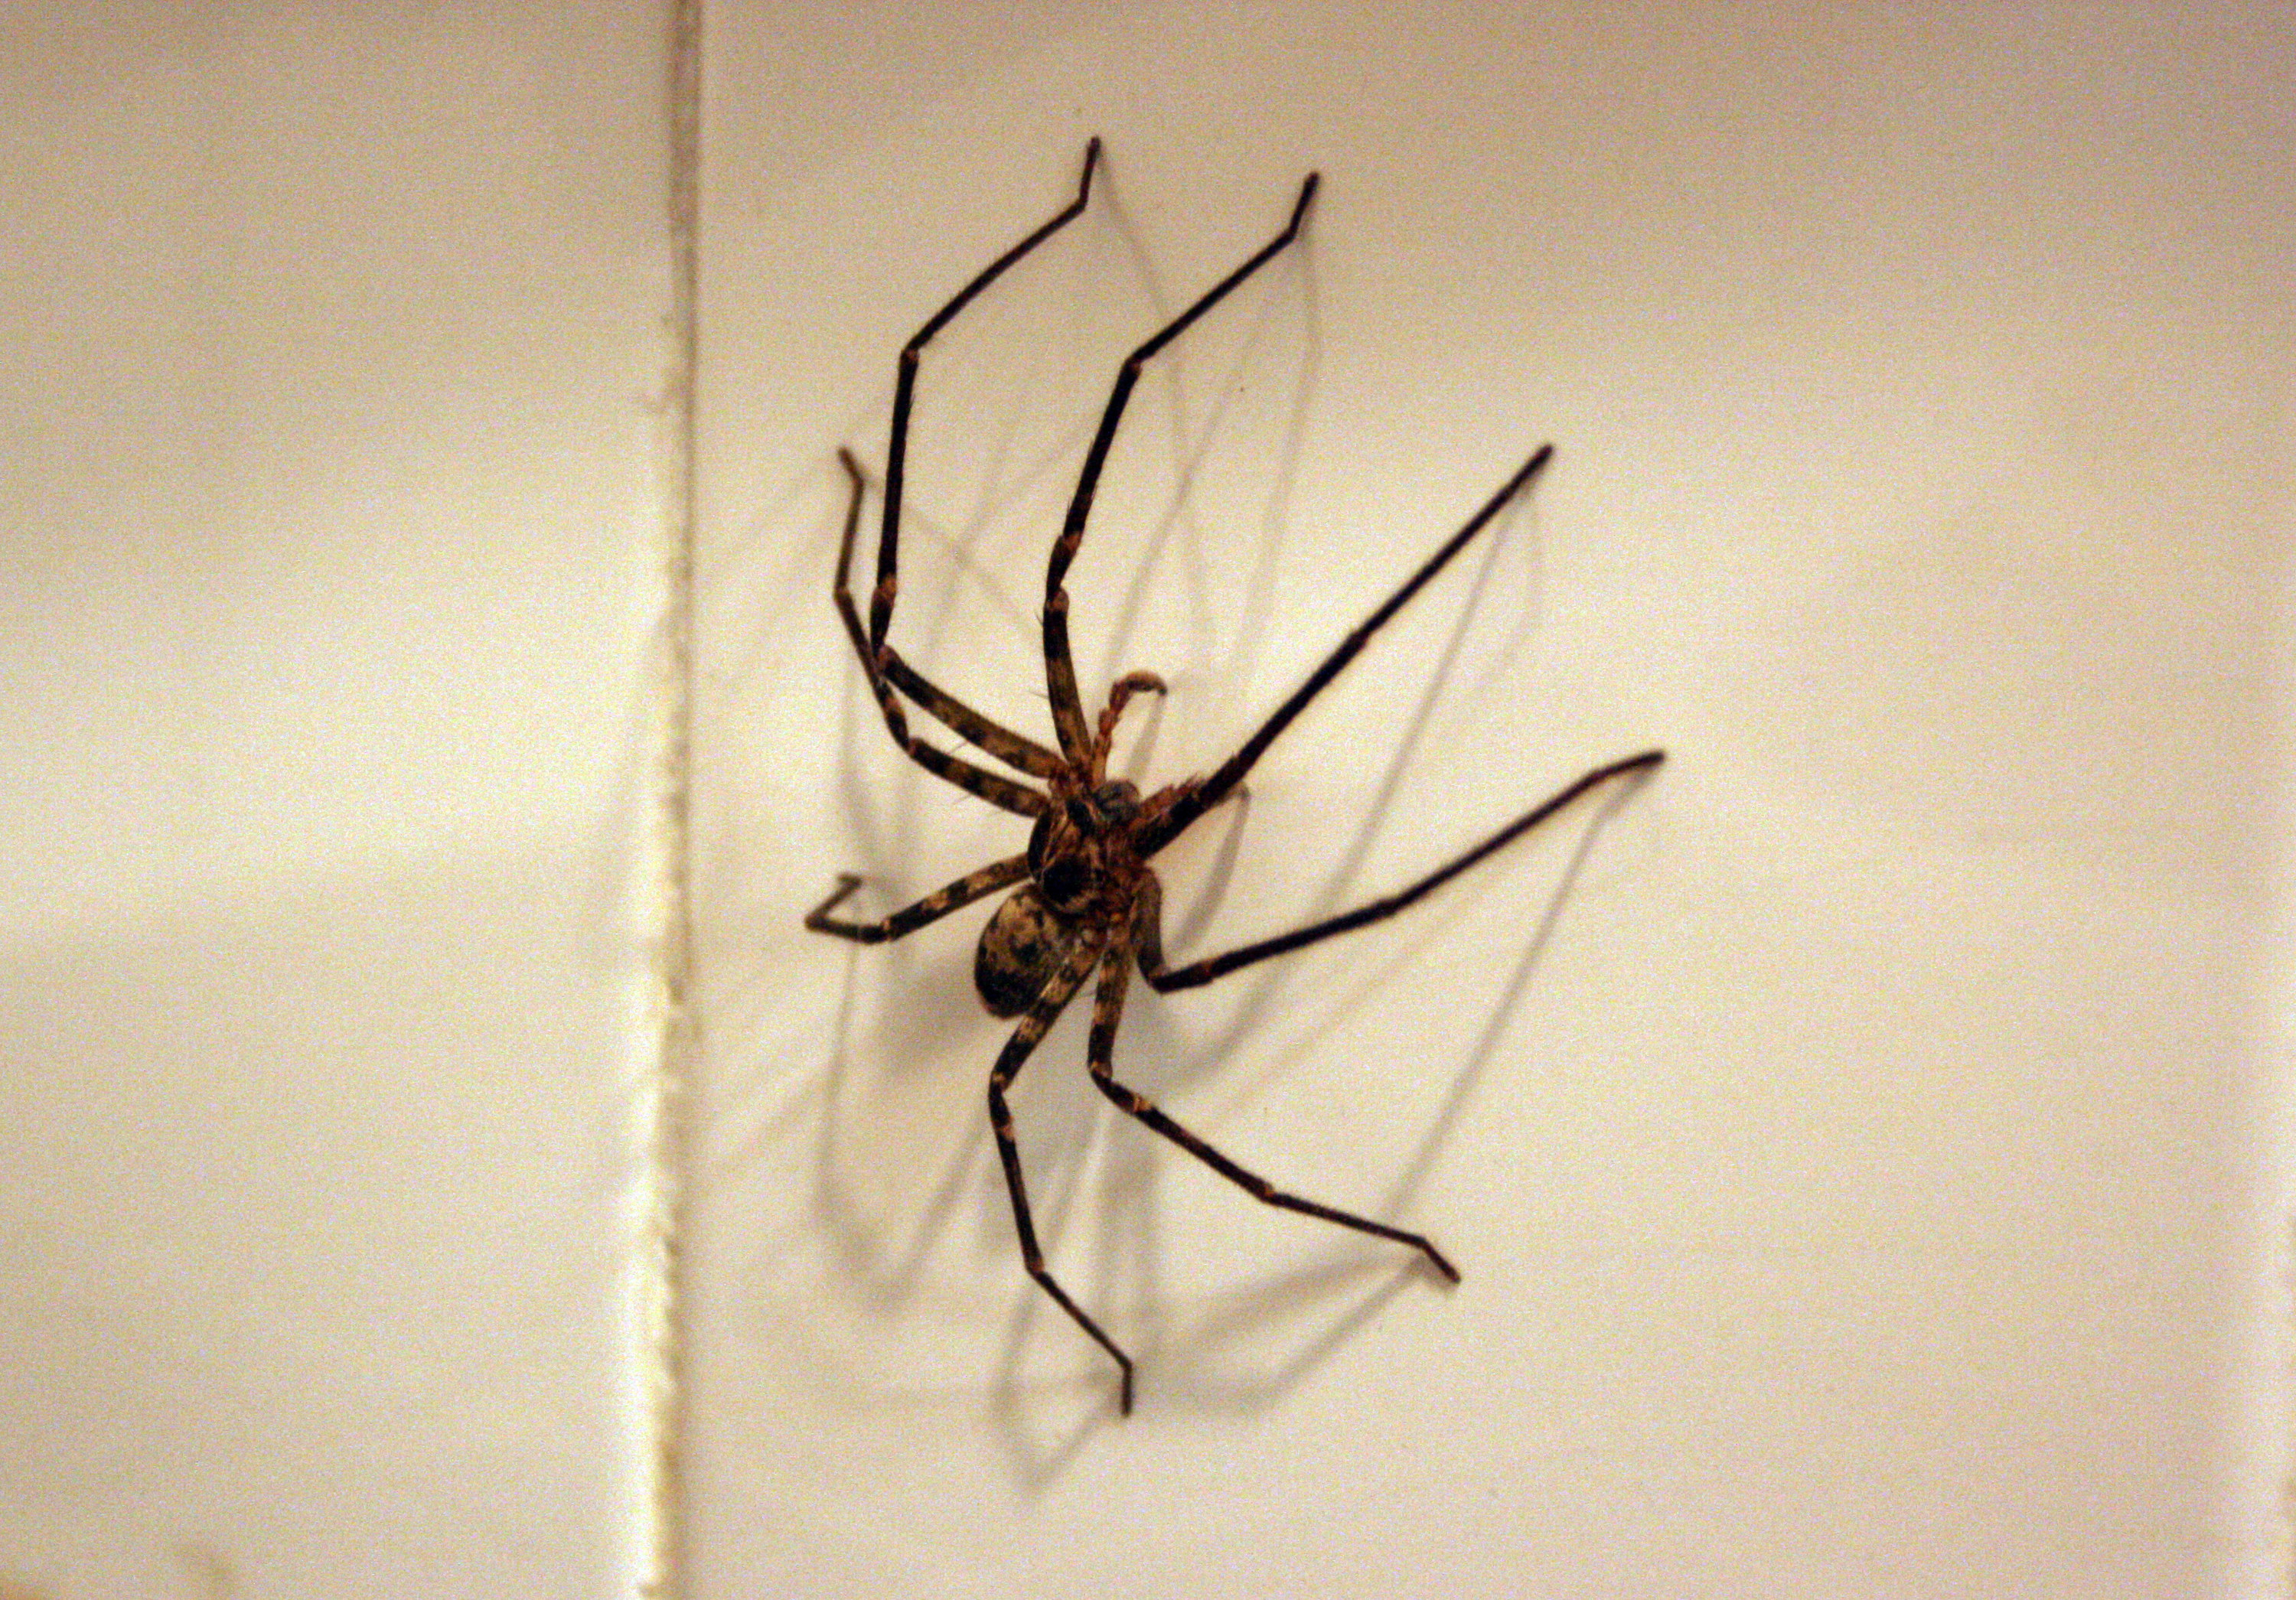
[2,3,2288,1598]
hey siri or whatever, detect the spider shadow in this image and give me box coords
[1045,471,1666,1447]
[807,949,995,1312]
[988,1250,1427,1488]
[797,464,1639,1457]
[809,142,1313,910]
[1082,161,1322,724]
[1133,446,1537,1100]
[1381,760,1662,1216]
[797,153,1327,1380]
[977,772,1650,1468]
[790,154,1649,1452]
[1031,484,1589,1418]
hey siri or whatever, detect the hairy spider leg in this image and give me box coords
[1040,171,1320,767]
[1143,445,1561,853]
[1091,670,1168,783]
[983,929,1138,1412]
[805,855,1032,943]
[1133,750,1665,990]
[829,452,1050,816]
[1088,927,1459,1293]
[839,452,1064,781]
[871,138,1102,661]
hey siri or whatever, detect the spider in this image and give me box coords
[806,138,1664,1415]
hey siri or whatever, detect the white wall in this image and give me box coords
[1,3,2287,1597]
[693,4,2291,1597]
[0,8,672,1595]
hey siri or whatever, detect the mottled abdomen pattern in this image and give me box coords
[975,886,1078,1017]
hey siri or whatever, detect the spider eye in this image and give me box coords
[1039,857,1094,910]
[1092,780,1140,825]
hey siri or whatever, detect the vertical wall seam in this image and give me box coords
[640,1,703,1595]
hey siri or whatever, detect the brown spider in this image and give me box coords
[807,139,1663,1415]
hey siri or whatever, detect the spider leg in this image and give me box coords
[1091,926,1458,1282]
[983,930,1138,1413]
[1042,171,1320,764]
[805,855,1031,943]
[833,451,1062,793]
[1141,445,1557,854]
[872,138,1101,656]
[1091,670,1167,781]
[1137,749,1664,990]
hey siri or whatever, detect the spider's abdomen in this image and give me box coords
[975,885,1078,1018]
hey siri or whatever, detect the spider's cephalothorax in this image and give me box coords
[806,138,1665,1416]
